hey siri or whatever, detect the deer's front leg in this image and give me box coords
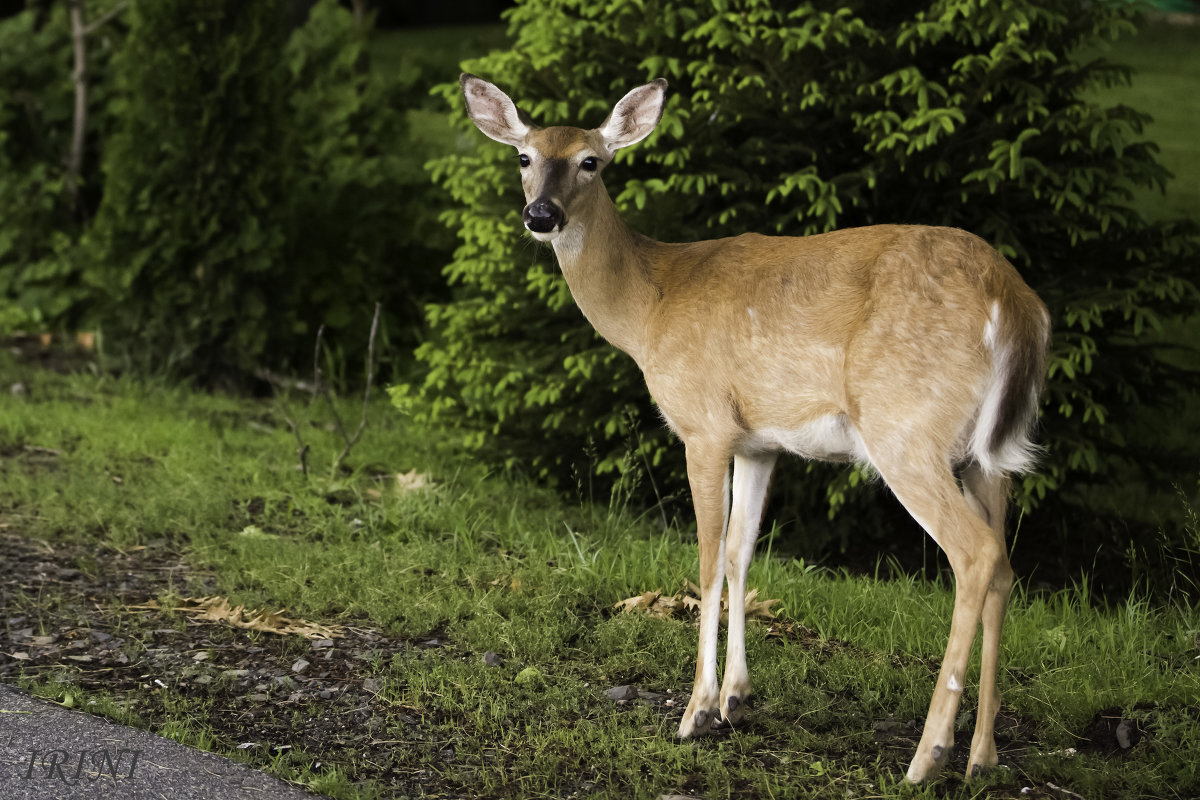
[677,448,731,739]
[720,452,776,726]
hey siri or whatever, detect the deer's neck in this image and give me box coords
[550,188,658,364]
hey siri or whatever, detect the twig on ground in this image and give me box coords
[253,367,315,394]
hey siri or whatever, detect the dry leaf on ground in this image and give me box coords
[396,469,433,491]
[133,596,342,640]
[612,591,685,619]
[614,584,780,622]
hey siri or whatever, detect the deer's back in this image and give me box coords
[640,225,1042,449]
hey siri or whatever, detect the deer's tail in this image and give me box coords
[969,287,1051,476]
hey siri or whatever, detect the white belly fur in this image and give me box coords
[740,414,867,463]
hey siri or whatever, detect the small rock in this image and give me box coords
[1115,718,1139,749]
[194,675,213,685]
[248,693,269,702]
[90,630,113,643]
[483,651,503,667]
[605,685,638,701]
[291,659,310,674]
[362,677,381,694]
[311,638,335,649]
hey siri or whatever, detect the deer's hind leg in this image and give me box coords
[960,464,1014,777]
[866,449,1010,783]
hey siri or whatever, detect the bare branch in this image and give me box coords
[312,323,324,398]
[66,0,87,206]
[332,302,382,473]
[82,1,129,36]
[313,323,352,451]
[66,1,130,208]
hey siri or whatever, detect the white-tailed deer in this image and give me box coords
[461,74,1051,782]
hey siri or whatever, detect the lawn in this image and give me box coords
[1089,17,1200,222]
[1,353,1197,799]
[1,11,1198,800]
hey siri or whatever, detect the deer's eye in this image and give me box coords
[519,154,530,168]
[580,156,598,172]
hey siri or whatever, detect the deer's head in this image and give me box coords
[460,74,667,242]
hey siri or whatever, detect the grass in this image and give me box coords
[2,356,1198,799]
[1089,17,1200,222]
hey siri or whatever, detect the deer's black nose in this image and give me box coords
[523,199,564,233]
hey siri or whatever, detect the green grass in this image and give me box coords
[1093,18,1200,222]
[1076,17,1200,531]
[2,358,1197,798]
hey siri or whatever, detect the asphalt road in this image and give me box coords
[0,683,322,800]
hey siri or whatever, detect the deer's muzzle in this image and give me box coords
[523,199,565,234]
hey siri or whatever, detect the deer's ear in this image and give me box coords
[598,78,668,153]
[461,73,533,147]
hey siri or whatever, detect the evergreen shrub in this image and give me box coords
[0,3,123,334]
[282,0,453,367]
[84,0,291,377]
[406,0,1199,559]
[84,0,445,378]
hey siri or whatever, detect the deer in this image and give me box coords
[460,73,1051,782]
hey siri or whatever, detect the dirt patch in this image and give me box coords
[0,532,465,795]
[1077,706,1150,759]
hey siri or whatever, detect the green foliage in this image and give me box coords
[281,0,453,361]
[75,0,446,379]
[0,3,124,335]
[409,0,1200,552]
[84,0,290,377]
